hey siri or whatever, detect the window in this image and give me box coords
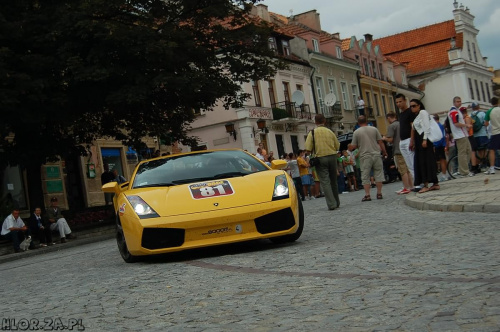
[312,39,320,52]
[268,80,276,106]
[363,58,370,76]
[0,165,28,211]
[401,71,407,85]
[315,77,325,113]
[275,135,285,159]
[466,41,472,60]
[327,79,337,96]
[282,40,290,56]
[371,60,378,79]
[468,78,475,99]
[472,42,478,62]
[340,82,349,110]
[351,84,359,107]
[381,95,387,115]
[268,37,277,52]
[389,96,395,112]
[379,64,384,80]
[252,80,262,107]
[336,46,342,59]
[282,82,291,102]
[388,67,395,82]
[474,80,480,101]
[290,136,299,155]
[480,82,486,102]
[296,84,303,91]
[101,148,124,178]
[486,83,491,101]
[374,93,380,116]
[365,91,371,111]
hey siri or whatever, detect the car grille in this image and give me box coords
[142,228,185,250]
[254,208,296,234]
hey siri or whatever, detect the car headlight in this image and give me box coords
[272,174,289,201]
[126,195,159,219]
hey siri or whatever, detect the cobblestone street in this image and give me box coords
[1,182,499,331]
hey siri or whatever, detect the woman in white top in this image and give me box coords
[410,99,439,193]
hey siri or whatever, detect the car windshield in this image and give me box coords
[132,150,268,188]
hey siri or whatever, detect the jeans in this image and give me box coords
[337,171,345,193]
[1,230,30,251]
[316,155,339,210]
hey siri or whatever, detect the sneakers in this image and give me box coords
[399,188,412,195]
[395,187,405,194]
[60,237,67,243]
[438,174,449,182]
[39,243,47,247]
[485,167,496,175]
[468,172,475,177]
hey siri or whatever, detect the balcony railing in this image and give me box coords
[320,101,343,120]
[271,101,312,121]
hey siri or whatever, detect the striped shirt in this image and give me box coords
[305,126,340,157]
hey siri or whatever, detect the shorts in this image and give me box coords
[475,136,489,150]
[468,136,477,151]
[301,174,312,185]
[434,146,446,161]
[488,134,500,150]
[394,154,409,176]
[360,154,384,185]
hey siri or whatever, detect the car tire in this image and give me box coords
[116,222,139,263]
[270,197,304,244]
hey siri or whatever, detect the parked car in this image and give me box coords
[102,149,304,262]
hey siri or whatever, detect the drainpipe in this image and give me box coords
[309,66,317,114]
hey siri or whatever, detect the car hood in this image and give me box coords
[124,170,286,217]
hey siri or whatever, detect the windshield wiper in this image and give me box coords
[171,177,214,184]
[134,182,177,188]
[212,172,248,179]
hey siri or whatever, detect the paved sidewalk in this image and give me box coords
[405,171,500,213]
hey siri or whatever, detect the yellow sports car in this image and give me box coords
[102,149,304,262]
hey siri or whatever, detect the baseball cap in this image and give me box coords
[459,106,467,112]
[471,101,479,108]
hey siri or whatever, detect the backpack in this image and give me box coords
[471,111,483,133]
[444,116,452,136]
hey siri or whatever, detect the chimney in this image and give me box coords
[251,4,270,22]
[364,34,373,42]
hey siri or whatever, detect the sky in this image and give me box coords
[262,0,500,69]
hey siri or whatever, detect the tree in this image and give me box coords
[0,0,286,208]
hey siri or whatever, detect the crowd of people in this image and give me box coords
[259,94,500,211]
[1,197,77,253]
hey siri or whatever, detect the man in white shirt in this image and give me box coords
[1,208,32,253]
[448,96,473,177]
[357,97,365,117]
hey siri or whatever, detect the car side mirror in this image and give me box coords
[270,159,287,170]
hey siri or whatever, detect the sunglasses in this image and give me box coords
[410,104,419,108]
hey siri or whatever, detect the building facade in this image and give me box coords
[373,4,493,114]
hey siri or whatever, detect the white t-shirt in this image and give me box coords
[287,160,300,178]
[357,99,365,109]
[1,214,25,236]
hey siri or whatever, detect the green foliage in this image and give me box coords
[0,0,285,167]
[272,107,289,121]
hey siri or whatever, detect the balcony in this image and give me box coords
[271,101,312,121]
[321,101,343,121]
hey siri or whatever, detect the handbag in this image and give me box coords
[428,115,444,143]
[309,130,320,167]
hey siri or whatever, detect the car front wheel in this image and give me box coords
[270,198,304,244]
[116,223,139,263]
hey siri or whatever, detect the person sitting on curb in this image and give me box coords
[46,197,76,243]
[1,208,34,253]
[28,207,55,247]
